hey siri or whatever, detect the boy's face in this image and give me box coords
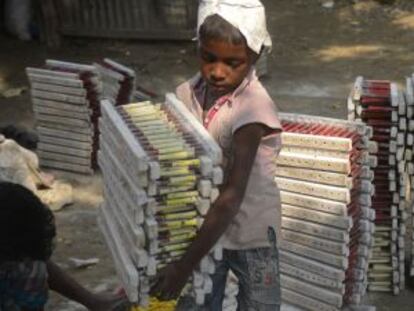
[199,39,254,96]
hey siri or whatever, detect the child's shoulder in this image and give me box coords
[231,77,281,133]
[176,74,201,99]
[239,77,275,110]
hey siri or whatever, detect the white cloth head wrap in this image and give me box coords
[197,0,272,54]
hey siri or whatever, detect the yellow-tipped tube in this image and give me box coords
[133,297,177,311]
[158,184,196,195]
[156,210,198,221]
[158,218,198,230]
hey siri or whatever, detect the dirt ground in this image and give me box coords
[1,0,414,309]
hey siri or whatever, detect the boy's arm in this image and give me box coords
[150,123,268,300]
[47,260,124,310]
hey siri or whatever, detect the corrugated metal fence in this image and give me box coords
[55,0,198,40]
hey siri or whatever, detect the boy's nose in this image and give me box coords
[210,65,226,82]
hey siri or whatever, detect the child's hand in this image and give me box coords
[150,262,191,301]
[88,294,129,311]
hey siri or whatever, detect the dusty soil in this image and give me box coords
[1,0,414,310]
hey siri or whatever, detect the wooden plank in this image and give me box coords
[38,142,91,158]
[37,126,91,143]
[276,166,352,188]
[276,152,350,174]
[79,0,89,29]
[280,262,344,290]
[116,0,129,30]
[104,58,135,77]
[280,240,348,269]
[36,113,91,128]
[97,0,108,31]
[280,111,367,135]
[38,134,92,150]
[70,0,82,30]
[99,121,153,180]
[46,59,98,73]
[31,89,87,105]
[124,0,135,30]
[281,145,350,160]
[32,98,89,114]
[282,229,348,255]
[282,217,349,243]
[38,150,91,166]
[36,122,92,135]
[282,288,339,311]
[102,185,148,261]
[281,275,343,307]
[107,0,118,28]
[112,0,123,29]
[34,106,89,121]
[27,73,83,88]
[100,139,149,188]
[26,67,79,79]
[101,172,145,229]
[98,150,148,209]
[275,177,351,203]
[281,132,352,152]
[282,204,352,230]
[98,206,140,302]
[30,82,86,96]
[280,191,347,216]
[99,142,150,194]
[101,100,149,172]
[90,0,100,30]
[280,251,345,280]
[40,158,93,174]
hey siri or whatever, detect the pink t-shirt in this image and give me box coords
[176,70,282,249]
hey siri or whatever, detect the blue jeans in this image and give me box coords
[177,231,281,310]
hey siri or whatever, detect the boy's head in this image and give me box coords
[0,182,56,262]
[198,15,255,96]
[197,0,271,95]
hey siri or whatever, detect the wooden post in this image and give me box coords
[37,0,61,48]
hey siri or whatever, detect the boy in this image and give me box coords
[0,182,126,310]
[150,1,282,310]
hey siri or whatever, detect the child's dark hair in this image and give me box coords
[0,182,56,262]
[199,14,247,46]
[199,14,260,59]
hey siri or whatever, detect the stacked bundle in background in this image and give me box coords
[404,75,414,278]
[27,58,137,175]
[98,94,223,306]
[26,60,101,174]
[94,58,136,106]
[348,77,407,294]
[276,113,376,311]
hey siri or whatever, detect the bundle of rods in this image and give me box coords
[98,94,223,306]
[26,58,136,175]
[348,77,407,294]
[276,113,376,311]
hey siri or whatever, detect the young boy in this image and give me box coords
[150,1,282,310]
[0,182,126,310]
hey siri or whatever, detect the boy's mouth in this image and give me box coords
[208,82,230,93]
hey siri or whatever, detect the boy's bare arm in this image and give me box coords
[47,260,124,310]
[151,123,268,300]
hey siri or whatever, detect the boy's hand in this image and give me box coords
[150,262,192,301]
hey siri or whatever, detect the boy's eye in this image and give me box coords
[201,52,217,63]
[226,60,243,68]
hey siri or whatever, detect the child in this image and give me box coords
[150,1,282,310]
[0,182,126,310]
